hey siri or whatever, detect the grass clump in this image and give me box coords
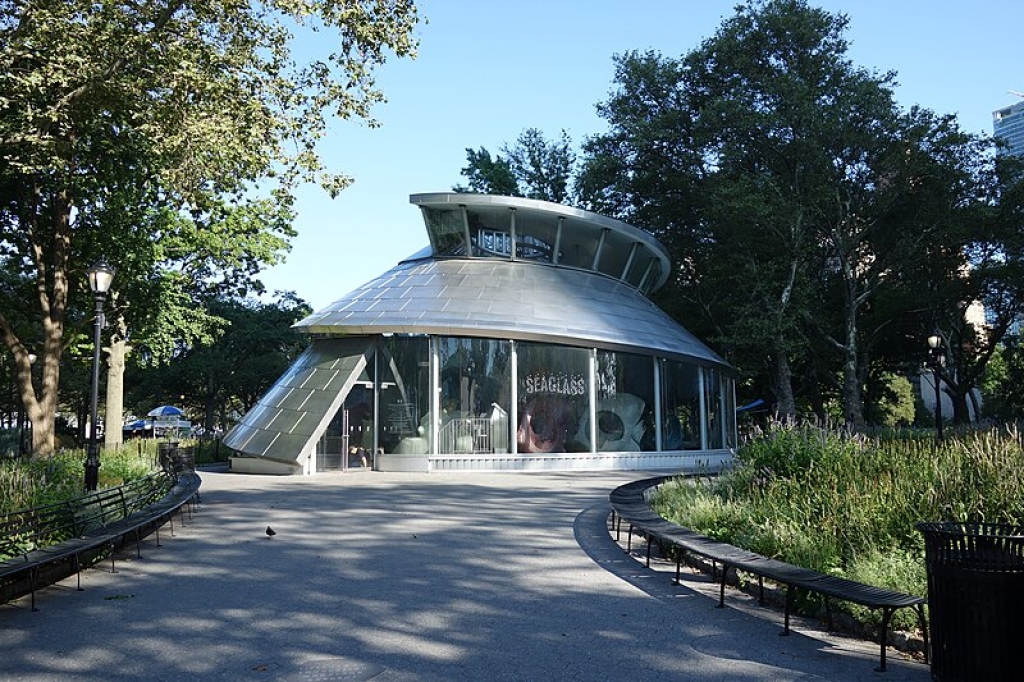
[0,446,160,515]
[652,421,1024,632]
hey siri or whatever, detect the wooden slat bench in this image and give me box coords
[1,469,201,610]
[609,476,929,672]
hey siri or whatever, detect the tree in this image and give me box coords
[455,128,577,203]
[126,293,311,432]
[0,0,419,455]
[578,0,1004,426]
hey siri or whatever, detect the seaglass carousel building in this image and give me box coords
[225,193,737,474]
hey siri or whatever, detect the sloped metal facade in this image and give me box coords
[296,258,728,369]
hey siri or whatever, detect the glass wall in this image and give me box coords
[704,367,724,449]
[318,363,375,471]
[367,335,734,459]
[515,342,590,453]
[377,336,430,455]
[660,360,703,450]
[438,337,512,453]
[421,207,466,257]
[591,350,656,451]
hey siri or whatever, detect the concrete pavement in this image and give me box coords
[0,469,931,681]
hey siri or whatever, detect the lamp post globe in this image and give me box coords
[84,259,115,491]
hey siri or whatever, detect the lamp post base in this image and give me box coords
[84,447,101,491]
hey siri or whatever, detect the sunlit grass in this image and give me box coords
[0,443,165,514]
[652,422,1024,631]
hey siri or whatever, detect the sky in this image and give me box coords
[257,0,1024,312]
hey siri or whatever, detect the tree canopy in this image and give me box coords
[575,0,1021,425]
[0,0,419,454]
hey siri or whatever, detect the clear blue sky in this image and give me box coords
[258,0,1024,312]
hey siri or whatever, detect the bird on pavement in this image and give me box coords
[265,526,276,538]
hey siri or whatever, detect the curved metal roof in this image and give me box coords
[295,257,728,369]
[411,193,672,293]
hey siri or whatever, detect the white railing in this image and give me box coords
[439,408,509,454]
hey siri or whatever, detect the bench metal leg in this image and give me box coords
[626,524,634,553]
[674,555,682,585]
[758,576,764,605]
[916,603,929,665]
[718,564,729,608]
[74,554,83,591]
[29,567,39,612]
[781,586,793,635]
[875,607,894,672]
[645,535,653,568]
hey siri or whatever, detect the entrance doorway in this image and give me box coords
[316,383,375,471]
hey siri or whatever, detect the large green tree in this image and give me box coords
[126,293,311,432]
[455,128,577,204]
[0,0,419,455]
[578,0,1003,425]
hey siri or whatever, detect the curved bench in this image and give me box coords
[1,469,201,610]
[609,476,928,673]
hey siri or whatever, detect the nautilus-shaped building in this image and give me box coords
[225,193,736,474]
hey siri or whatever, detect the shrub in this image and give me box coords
[651,421,1024,634]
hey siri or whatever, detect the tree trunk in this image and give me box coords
[768,350,797,421]
[949,388,971,425]
[840,283,864,430]
[104,337,131,449]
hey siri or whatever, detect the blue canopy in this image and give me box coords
[147,405,184,418]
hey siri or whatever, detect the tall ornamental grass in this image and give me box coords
[0,446,160,515]
[652,422,1024,631]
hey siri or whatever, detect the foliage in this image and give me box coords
[867,372,916,427]
[455,128,577,204]
[574,0,1016,426]
[652,421,1024,630]
[0,0,420,455]
[126,293,311,429]
[0,447,157,515]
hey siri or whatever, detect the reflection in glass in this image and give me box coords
[422,207,465,256]
[318,362,375,471]
[587,350,656,451]
[438,337,512,453]
[516,342,590,453]
[377,336,430,455]
[660,360,702,450]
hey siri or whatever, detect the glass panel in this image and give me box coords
[377,336,430,455]
[516,342,590,453]
[438,337,512,453]
[725,376,737,448]
[595,231,631,281]
[515,211,560,263]
[704,367,724,449]
[591,350,655,451]
[555,220,598,270]
[660,360,702,450]
[318,362,375,471]
[422,207,466,256]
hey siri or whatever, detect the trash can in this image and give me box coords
[917,522,1024,682]
[158,441,180,472]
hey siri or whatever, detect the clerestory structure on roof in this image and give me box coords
[225,193,737,475]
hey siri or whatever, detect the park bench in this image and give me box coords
[0,467,201,611]
[609,476,929,673]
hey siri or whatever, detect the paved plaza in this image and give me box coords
[1,469,931,681]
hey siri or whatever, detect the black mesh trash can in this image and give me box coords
[158,441,179,472]
[917,522,1024,682]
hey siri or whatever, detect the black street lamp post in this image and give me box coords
[927,333,945,441]
[84,259,115,491]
